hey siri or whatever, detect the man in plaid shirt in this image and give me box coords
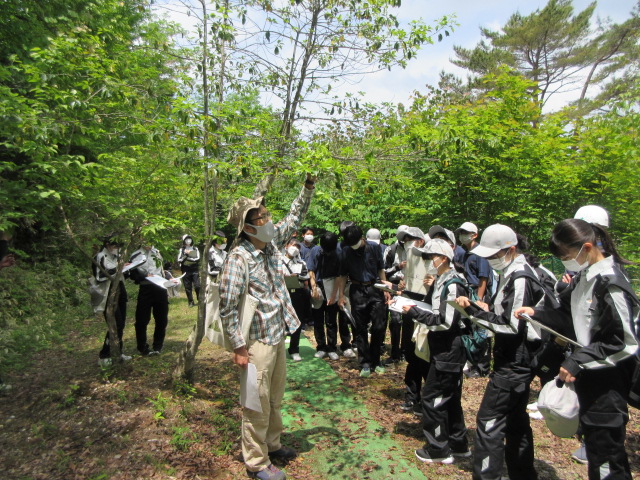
[219,174,316,480]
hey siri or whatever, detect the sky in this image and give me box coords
[155,0,638,114]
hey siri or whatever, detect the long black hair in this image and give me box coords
[549,218,631,265]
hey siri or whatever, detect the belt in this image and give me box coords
[350,280,373,286]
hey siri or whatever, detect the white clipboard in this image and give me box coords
[446,300,499,334]
[519,313,583,347]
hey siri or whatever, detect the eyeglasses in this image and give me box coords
[247,212,272,224]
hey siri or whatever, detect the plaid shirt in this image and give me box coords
[219,186,314,349]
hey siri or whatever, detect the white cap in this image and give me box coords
[574,205,609,228]
[428,225,456,246]
[423,238,454,260]
[366,228,381,244]
[404,226,426,241]
[472,224,517,257]
[537,378,580,438]
[396,225,410,241]
[456,222,478,234]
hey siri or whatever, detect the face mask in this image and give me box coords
[108,247,119,256]
[561,245,589,272]
[185,239,192,246]
[405,240,416,250]
[287,246,300,258]
[488,252,513,272]
[245,221,276,243]
[425,259,438,275]
[351,239,363,250]
[218,243,227,250]
[304,234,314,243]
[459,233,474,245]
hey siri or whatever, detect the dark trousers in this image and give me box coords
[135,284,169,354]
[576,359,634,480]
[349,284,387,369]
[402,314,429,404]
[288,288,310,355]
[421,365,468,457]
[389,310,403,360]
[182,269,200,303]
[473,375,537,480]
[313,299,338,353]
[99,282,128,358]
[337,309,354,351]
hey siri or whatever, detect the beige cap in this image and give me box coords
[227,196,265,236]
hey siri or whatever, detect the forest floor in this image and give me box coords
[1,291,640,480]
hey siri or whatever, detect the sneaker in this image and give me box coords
[98,358,112,367]
[247,464,286,480]
[268,446,297,461]
[400,401,415,412]
[342,348,356,358]
[0,382,13,394]
[413,404,423,417]
[451,449,472,458]
[571,443,588,464]
[415,448,454,464]
[120,354,132,362]
[360,367,371,378]
[328,352,339,361]
[526,401,538,412]
[291,353,302,362]
[464,368,481,379]
[314,350,326,359]
[188,301,196,308]
[528,411,544,420]
[374,366,386,374]
[148,350,161,356]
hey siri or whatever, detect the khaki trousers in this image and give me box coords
[243,338,286,472]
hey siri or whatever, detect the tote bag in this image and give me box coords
[205,254,259,351]
[412,322,430,362]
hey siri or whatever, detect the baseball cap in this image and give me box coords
[418,238,454,260]
[428,225,456,246]
[396,225,410,241]
[339,220,355,235]
[455,222,478,234]
[574,205,609,228]
[471,224,517,258]
[404,226,425,241]
[366,228,381,244]
[537,378,580,438]
[227,196,265,236]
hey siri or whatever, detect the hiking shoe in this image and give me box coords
[247,464,286,480]
[374,366,386,374]
[291,353,302,362]
[360,367,371,378]
[269,446,297,461]
[451,449,472,458]
[571,443,588,464]
[98,358,112,367]
[415,448,454,464]
[342,348,356,358]
[314,350,326,359]
[328,352,339,361]
[400,401,414,412]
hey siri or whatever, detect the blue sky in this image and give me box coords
[355,0,637,111]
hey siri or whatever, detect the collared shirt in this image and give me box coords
[93,248,118,283]
[219,186,313,349]
[338,240,384,283]
[208,245,227,276]
[299,242,320,265]
[462,248,493,288]
[130,247,164,284]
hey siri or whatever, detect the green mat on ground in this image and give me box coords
[281,334,423,479]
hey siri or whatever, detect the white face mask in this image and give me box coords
[287,246,300,258]
[351,239,363,250]
[405,240,416,250]
[304,234,314,244]
[488,251,513,272]
[108,247,119,256]
[218,243,227,250]
[561,245,589,272]
[245,221,276,243]
[425,259,438,275]
[185,239,192,246]
[459,233,474,245]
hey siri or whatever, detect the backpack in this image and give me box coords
[591,271,640,409]
[440,276,489,367]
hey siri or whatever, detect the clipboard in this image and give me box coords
[284,275,303,290]
[518,313,583,348]
[446,300,498,334]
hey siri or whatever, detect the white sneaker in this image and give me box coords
[314,350,326,359]
[526,401,538,412]
[98,358,112,367]
[291,353,302,362]
[342,348,356,358]
[529,411,544,420]
[120,354,132,362]
[328,352,339,361]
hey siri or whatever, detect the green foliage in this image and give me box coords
[148,392,170,421]
[170,425,199,452]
